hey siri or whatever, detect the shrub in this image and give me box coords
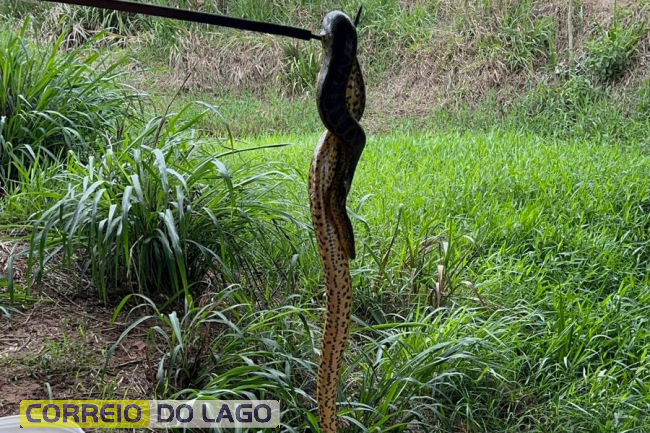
[25,105,300,302]
[582,22,647,83]
[0,20,138,192]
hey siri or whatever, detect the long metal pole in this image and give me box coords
[39,0,321,40]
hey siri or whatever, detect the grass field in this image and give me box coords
[0,1,649,432]
[3,128,648,431]
[242,130,650,432]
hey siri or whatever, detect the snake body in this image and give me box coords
[309,11,365,433]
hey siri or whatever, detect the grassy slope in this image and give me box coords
[1,0,648,139]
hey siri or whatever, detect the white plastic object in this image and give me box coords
[0,415,85,432]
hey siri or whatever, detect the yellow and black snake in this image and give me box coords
[309,11,365,433]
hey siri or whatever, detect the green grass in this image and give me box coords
[1,0,647,144]
[1,3,649,432]
[0,19,140,191]
[164,89,321,137]
[103,130,649,432]
[5,104,307,303]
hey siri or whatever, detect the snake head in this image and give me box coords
[320,11,356,51]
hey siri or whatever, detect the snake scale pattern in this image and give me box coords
[309,11,366,433]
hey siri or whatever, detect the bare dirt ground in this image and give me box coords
[0,233,154,424]
[0,288,152,416]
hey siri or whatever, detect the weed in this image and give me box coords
[109,288,503,432]
[493,8,555,72]
[582,22,647,83]
[22,105,300,301]
[282,41,320,94]
[194,130,648,431]
[0,19,140,190]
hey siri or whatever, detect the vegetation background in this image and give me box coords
[0,0,648,432]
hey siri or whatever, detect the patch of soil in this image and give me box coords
[0,232,155,419]
[0,287,154,417]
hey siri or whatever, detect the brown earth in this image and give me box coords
[0,233,154,430]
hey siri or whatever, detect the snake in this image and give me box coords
[309,11,365,433]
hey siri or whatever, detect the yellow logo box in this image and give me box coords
[20,400,150,429]
[20,400,281,428]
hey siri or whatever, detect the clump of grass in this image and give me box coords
[0,0,50,19]
[582,21,647,83]
[108,287,504,432]
[2,0,166,40]
[517,74,650,142]
[497,14,554,72]
[0,19,139,192]
[526,75,601,121]
[476,1,555,73]
[0,157,63,225]
[23,104,300,302]
[282,41,320,94]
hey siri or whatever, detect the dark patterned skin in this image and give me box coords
[309,11,365,433]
